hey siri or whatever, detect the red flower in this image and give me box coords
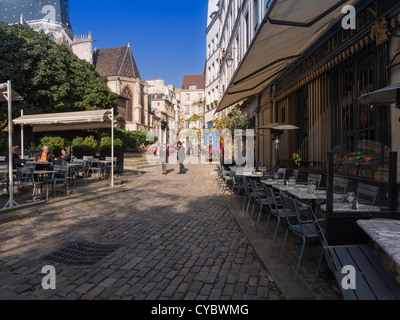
[365,157,372,163]
[344,155,348,159]
[292,153,296,157]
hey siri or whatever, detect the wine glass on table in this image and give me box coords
[346,192,355,203]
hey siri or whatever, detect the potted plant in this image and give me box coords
[291,153,302,168]
[100,137,124,174]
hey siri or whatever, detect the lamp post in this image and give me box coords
[225,48,240,69]
[258,123,299,168]
[272,129,283,167]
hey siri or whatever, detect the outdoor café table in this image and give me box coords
[243,172,264,178]
[357,219,400,284]
[320,203,381,213]
[26,161,51,170]
[261,179,284,186]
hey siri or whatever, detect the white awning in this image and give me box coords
[13,110,113,132]
[216,0,361,113]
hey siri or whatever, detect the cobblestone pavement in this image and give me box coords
[0,164,288,300]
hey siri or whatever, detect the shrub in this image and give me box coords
[115,130,157,150]
[99,136,123,151]
[83,136,98,151]
[0,132,7,156]
[72,137,85,151]
[39,136,65,150]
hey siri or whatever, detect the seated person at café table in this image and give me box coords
[55,148,71,163]
[35,146,53,170]
[36,146,52,163]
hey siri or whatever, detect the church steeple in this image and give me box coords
[0,0,72,29]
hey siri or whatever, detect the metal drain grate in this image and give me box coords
[41,241,119,266]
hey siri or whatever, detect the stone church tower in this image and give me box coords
[0,0,74,47]
[1,0,151,131]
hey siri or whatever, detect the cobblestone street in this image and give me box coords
[0,163,287,300]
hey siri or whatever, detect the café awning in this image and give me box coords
[216,0,361,113]
[13,109,113,132]
[359,83,400,107]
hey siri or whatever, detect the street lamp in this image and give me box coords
[226,52,234,68]
[225,48,240,69]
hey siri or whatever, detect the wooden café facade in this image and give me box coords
[254,0,400,178]
[216,0,400,246]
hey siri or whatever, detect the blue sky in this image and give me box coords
[68,0,208,88]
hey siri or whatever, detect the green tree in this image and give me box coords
[221,107,250,133]
[0,23,118,130]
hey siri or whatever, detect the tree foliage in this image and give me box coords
[212,107,250,133]
[0,23,118,129]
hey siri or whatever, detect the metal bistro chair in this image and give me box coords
[279,194,320,281]
[16,165,50,201]
[44,164,71,198]
[70,158,88,184]
[246,179,266,219]
[263,187,296,250]
[0,156,6,163]
[87,158,102,180]
[333,176,350,195]
[307,173,322,187]
[240,176,252,214]
[230,172,246,201]
[103,157,118,179]
[254,184,275,231]
[248,179,269,224]
[216,166,232,194]
[311,211,400,300]
[0,164,9,195]
[356,183,379,204]
[398,191,400,211]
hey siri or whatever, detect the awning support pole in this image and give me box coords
[3,81,19,209]
[21,110,24,159]
[111,108,114,188]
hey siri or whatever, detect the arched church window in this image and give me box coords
[122,86,133,122]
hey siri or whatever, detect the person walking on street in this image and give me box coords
[160,144,169,175]
[177,141,186,174]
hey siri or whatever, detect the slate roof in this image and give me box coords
[182,74,205,90]
[93,45,141,79]
[0,0,72,28]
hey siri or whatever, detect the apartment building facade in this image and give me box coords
[146,79,181,144]
[181,74,206,131]
[205,0,222,129]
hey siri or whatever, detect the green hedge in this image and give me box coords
[39,136,65,150]
[99,136,123,151]
[0,132,7,155]
[115,130,157,150]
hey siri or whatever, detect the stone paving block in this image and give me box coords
[0,164,338,300]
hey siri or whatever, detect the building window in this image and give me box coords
[253,0,259,31]
[186,93,191,100]
[185,105,190,115]
[244,11,250,49]
[122,86,133,122]
[189,85,197,90]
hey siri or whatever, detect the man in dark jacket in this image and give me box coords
[177,141,186,174]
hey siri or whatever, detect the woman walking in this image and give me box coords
[160,144,169,175]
